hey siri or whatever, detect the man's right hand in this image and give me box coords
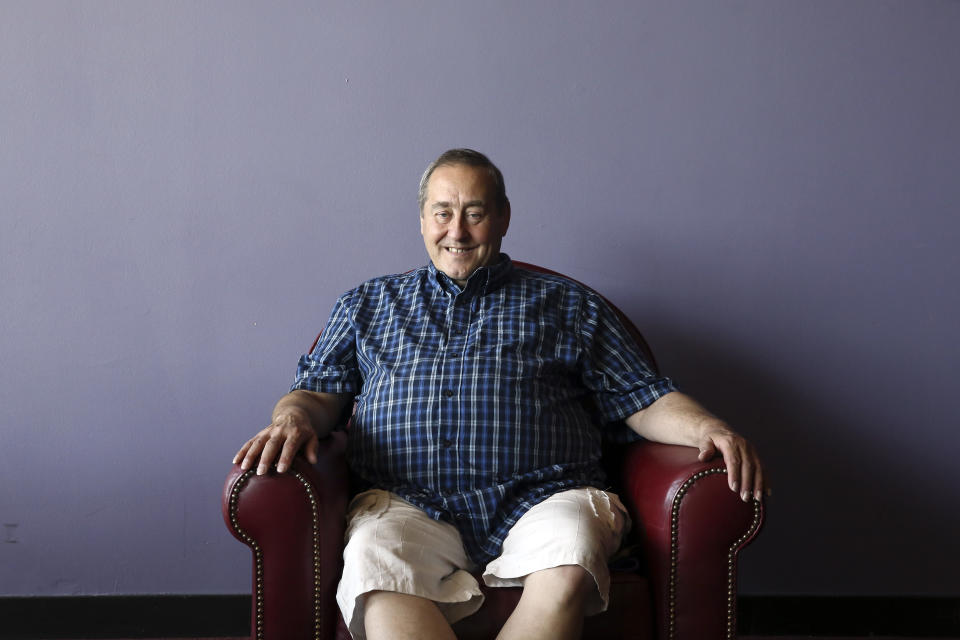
[234,407,319,475]
[234,390,352,475]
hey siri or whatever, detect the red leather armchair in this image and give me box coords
[222,264,764,640]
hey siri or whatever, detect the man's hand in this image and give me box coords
[694,422,767,503]
[233,390,351,475]
[625,392,769,503]
[233,408,319,476]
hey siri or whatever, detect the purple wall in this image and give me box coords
[2,1,958,596]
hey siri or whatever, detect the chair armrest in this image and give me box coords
[222,431,349,640]
[618,440,764,640]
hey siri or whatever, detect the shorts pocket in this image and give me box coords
[586,489,631,547]
[344,489,390,538]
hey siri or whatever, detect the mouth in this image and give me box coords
[444,247,475,254]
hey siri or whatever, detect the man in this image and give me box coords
[234,149,766,640]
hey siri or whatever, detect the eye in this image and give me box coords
[467,211,485,222]
[435,211,451,220]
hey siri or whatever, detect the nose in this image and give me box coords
[447,214,468,240]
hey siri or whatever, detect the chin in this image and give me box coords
[438,260,475,279]
[445,267,473,281]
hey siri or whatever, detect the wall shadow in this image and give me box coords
[635,318,960,596]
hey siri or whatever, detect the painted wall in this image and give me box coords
[2,1,958,597]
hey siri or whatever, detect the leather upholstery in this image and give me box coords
[223,262,764,639]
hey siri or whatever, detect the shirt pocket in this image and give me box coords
[475,315,577,378]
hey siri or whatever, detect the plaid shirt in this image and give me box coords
[292,255,677,564]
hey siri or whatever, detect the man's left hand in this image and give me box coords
[695,424,767,502]
[625,392,769,503]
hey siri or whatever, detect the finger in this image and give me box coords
[752,462,766,502]
[233,441,251,466]
[257,432,285,475]
[275,431,307,474]
[727,457,741,494]
[240,436,266,471]
[304,433,319,465]
[697,440,717,462]
[715,441,741,494]
[738,450,755,502]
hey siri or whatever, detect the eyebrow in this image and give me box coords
[431,200,486,210]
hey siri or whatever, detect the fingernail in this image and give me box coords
[257,464,266,476]
[276,463,286,473]
[741,490,749,502]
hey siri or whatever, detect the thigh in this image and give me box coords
[342,489,475,575]
[481,488,630,615]
[336,490,484,638]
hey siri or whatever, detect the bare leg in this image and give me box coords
[496,565,594,640]
[364,590,457,640]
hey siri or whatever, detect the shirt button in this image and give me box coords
[440,438,453,448]
[443,389,454,398]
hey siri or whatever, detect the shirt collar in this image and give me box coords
[427,253,514,298]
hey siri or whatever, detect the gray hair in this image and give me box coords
[417,148,509,213]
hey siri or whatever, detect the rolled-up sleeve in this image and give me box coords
[577,293,679,432]
[291,292,362,394]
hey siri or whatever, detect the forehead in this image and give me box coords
[425,164,495,202]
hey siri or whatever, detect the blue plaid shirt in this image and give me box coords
[292,255,677,564]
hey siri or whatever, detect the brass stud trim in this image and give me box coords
[667,468,763,640]
[291,469,324,640]
[229,470,264,640]
[229,468,325,640]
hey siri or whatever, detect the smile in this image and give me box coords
[445,247,474,254]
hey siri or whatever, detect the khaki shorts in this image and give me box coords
[336,487,630,640]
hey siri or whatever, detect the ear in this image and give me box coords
[500,200,511,237]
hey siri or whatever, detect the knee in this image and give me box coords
[364,590,425,621]
[364,589,402,609]
[525,565,595,609]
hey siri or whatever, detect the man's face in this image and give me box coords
[420,163,510,286]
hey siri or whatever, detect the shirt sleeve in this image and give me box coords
[576,292,679,432]
[290,291,362,395]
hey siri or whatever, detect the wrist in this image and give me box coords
[271,400,311,426]
[694,414,731,440]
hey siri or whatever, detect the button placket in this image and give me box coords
[437,293,475,492]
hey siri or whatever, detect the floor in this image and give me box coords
[48,637,960,640]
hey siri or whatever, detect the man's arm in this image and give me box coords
[624,391,767,502]
[233,389,353,476]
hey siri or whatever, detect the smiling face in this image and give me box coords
[420,163,510,286]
